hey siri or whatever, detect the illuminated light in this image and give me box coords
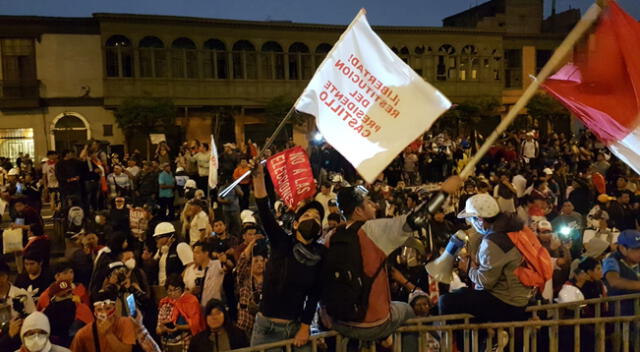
[313,132,324,142]
[560,226,571,236]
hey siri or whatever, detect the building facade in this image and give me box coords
[0,0,575,161]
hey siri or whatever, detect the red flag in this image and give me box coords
[266,146,317,209]
[543,1,640,174]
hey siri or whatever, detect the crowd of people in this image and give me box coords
[0,126,637,352]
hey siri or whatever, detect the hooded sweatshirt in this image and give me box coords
[17,311,70,352]
[468,213,532,307]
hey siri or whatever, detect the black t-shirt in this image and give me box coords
[14,270,53,300]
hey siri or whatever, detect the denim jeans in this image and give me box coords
[250,313,310,352]
[331,301,417,351]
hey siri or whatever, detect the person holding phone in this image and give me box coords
[156,275,203,352]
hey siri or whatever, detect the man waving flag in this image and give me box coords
[295,9,451,183]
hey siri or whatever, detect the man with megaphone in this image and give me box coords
[435,193,532,347]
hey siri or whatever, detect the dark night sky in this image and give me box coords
[0,0,638,26]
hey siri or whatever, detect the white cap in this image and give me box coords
[153,222,176,237]
[7,168,19,176]
[556,284,585,303]
[543,168,554,175]
[21,311,50,339]
[240,210,256,224]
[537,220,552,231]
[408,289,430,305]
[457,194,500,219]
[176,167,184,173]
[176,242,194,265]
[184,179,197,189]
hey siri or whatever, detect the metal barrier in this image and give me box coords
[231,293,640,352]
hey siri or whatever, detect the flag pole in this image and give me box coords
[459,3,602,179]
[218,106,297,197]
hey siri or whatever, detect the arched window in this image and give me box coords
[171,37,198,79]
[460,45,479,81]
[437,44,456,81]
[105,35,133,77]
[288,42,311,80]
[203,39,227,79]
[314,43,332,68]
[51,113,90,152]
[232,40,257,79]
[398,46,410,64]
[139,36,166,78]
[260,41,284,80]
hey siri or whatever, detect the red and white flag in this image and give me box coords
[543,1,640,175]
[266,146,316,209]
[208,135,219,188]
[295,9,451,183]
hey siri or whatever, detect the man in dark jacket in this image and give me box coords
[249,160,325,349]
[54,150,85,207]
[152,222,184,287]
[135,161,158,205]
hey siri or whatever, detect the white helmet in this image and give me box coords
[457,193,500,219]
[556,284,585,304]
[153,222,175,238]
[7,168,20,176]
[176,242,194,265]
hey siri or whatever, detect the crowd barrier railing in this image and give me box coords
[230,293,640,352]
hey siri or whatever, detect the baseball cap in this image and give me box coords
[537,220,553,231]
[584,237,609,258]
[543,168,554,175]
[617,230,640,249]
[457,194,500,219]
[49,280,73,297]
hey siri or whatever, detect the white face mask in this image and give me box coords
[23,333,49,352]
[160,245,169,254]
[124,258,136,270]
[470,217,492,236]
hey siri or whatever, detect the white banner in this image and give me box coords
[208,135,219,188]
[295,9,451,183]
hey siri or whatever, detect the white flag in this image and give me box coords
[208,135,219,188]
[295,9,451,183]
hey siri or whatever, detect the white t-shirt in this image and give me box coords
[522,140,538,159]
[126,165,141,178]
[189,211,210,246]
[42,161,59,189]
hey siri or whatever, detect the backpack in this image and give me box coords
[322,221,385,322]
[507,226,553,291]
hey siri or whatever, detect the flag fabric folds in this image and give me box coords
[543,1,640,174]
[208,135,219,189]
[295,9,451,183]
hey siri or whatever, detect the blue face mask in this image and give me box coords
[470,217,492,235]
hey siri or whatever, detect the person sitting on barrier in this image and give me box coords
[320,176,461,349]
[441,194,531,323]
[249,159,326,350]
[602,229,640,316]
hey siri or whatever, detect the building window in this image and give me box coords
[288,42,311,80]
[171,37,198,79]
[437,44,456,81]
[260,41,284,80]
[460,45,479,81]
[536,49,552,74]
[103,124,113,137]
[0,128,34,162]
[0,39,37,98]
[203,39,228,79]
[105,35,133,77]
[232,40,257,79]
[139,36,166,78]
[314,43,332,69]
[504,49,522,88]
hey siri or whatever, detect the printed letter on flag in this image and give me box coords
[208,135,219,188]
[543,2,640,175]
[295,9,451,183]
[266,146,316,209]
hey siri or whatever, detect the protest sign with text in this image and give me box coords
[266,146,316,209]
[295,9,451,183]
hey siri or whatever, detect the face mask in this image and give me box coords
[297,219,321,241]
[23,333,49,352]
[160,245,169,254]
[470,217,492,235]
[124,258,136,270]
[95,307,115,322]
